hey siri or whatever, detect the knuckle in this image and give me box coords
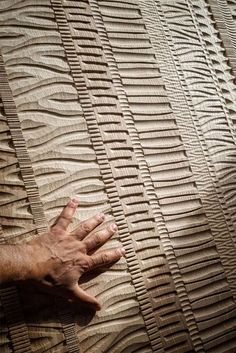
[101,253,110,264]
[80,262,89,273]
[81,222,91,234]
[82,257,94,272]
[61,215,70,222]
[89,257,96,269]
[50,226,59,234]
[116,248,121,256]
[79,243,87,253]
[51,227,64,237]
[95,213,103,222]
[94,234,102,245]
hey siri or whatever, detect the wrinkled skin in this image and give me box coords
[0,196,125,310]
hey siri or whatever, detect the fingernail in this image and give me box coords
[71,195,80,204]
[119,247,126,256]
[111,223,117,231]
[99,213,105,221]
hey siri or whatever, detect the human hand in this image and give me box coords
[26,196,125,310]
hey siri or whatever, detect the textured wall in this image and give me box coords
[0,1,236,352]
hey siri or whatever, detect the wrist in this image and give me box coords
[0,243,36,283]
[22,240,52,281]
[7,241,51,282]
[15,243,38,281]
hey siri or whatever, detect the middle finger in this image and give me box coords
[84,223,117,251]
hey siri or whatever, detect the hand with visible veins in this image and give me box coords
[0,196,125,310]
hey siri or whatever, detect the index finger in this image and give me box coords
[51,195,79,233]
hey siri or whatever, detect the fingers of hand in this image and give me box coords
[89,248,125,269]
[70,284,101,311]
[52,196,79,232]
[84,223,117,251]
[71,213,105,240]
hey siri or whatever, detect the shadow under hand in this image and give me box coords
[17,265,112,328]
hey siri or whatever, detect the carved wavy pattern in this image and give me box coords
[50,1,157,351]
[89,1,197,352]
[136,0,236,306]
[92,0,236,352]
[206,0,236,78]
[136,0,236,351]
[227,0,236,21]
[0,71,38,243]
[0,1,79,352]
[78,269,151,353]
[1,1,149,352]
[1,0,236,352]
[186,0,236,236]
[0,298,11,353]
[1,0,107,224]
[217,0,236,55]
[0,59,38,353]
[153,0,236,287]
[54,3,208,350]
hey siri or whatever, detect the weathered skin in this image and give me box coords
[0,196,125,310]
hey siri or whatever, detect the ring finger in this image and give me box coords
[71,213,105,240]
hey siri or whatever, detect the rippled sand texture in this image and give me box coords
[0,1,236,352]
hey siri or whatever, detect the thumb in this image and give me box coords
[70,284,101,311]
